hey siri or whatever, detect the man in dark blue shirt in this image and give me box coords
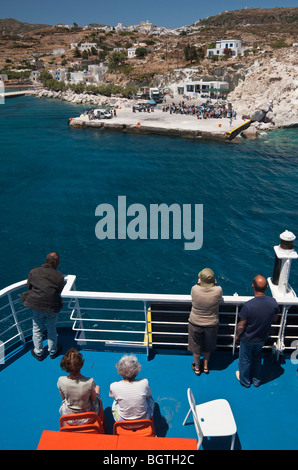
[235,275,279,388]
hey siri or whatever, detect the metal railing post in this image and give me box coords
[273,305,288,360]
[144,301,149,358]
[8,293,25,345]
[232,304,239,355]
[71,282,86,346]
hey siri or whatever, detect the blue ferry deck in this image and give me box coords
[0,328,297,450]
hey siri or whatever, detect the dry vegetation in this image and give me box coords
[0,7,297,87]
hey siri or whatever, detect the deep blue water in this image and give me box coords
[1,95,298,297]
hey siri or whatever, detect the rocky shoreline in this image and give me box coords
[32,87,130,108]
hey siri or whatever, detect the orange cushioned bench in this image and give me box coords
[37,430,197,450]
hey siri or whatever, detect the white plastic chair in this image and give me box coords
[183,388,237,450]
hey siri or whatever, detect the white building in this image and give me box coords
[30,70,41,83]
[127,48,137,58]
[128,25,139,32]
[139,20,154,32]
[179,79,230,98]
[56,23,72,29]
[207,39,244,58]
[114,20,155,34]
[53,48,66,55]
[70,43,98,51]
[115,23,127,32]
[49,68,68,82]
[68,63,108,85]
[88,64,108,82]
[80,43,98,51]
[69,71,91,85]
[127,43,149,58]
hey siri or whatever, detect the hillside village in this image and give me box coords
[0,7,297,128]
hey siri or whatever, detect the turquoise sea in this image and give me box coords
[1,95,298,297]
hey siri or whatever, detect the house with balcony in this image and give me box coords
[207,39,244,58]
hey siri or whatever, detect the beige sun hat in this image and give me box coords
[198,268,215,287]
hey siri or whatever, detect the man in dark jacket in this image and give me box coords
[21,252,65,361]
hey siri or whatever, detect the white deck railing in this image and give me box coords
[0,275,297,359]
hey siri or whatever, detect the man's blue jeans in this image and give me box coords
[32,310,58,356]
[238,341,264,388]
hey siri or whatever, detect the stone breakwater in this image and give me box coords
[32,88,130,108]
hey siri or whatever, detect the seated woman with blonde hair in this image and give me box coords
[109,354,154,421]
[57,348,101,423]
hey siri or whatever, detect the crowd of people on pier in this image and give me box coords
[132,103,155,113]
[162,101,237,120]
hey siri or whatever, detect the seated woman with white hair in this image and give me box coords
[109,354,154,421]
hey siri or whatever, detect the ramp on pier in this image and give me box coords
[225,120,252,140]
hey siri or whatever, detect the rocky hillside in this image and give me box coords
[1,7,297,72]
[228,48,298,128]
[197,7,298,27]
[0,18,50,35]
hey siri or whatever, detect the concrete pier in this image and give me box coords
[69,108,250,141]
[0,90,34,99]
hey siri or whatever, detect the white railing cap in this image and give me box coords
[0,275,297,306]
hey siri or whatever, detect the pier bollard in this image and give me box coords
[269,231,298,359]
[271,230,298,296]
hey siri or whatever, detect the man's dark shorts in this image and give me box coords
[188,322,219,353]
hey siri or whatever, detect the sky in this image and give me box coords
[1,0,297,28]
